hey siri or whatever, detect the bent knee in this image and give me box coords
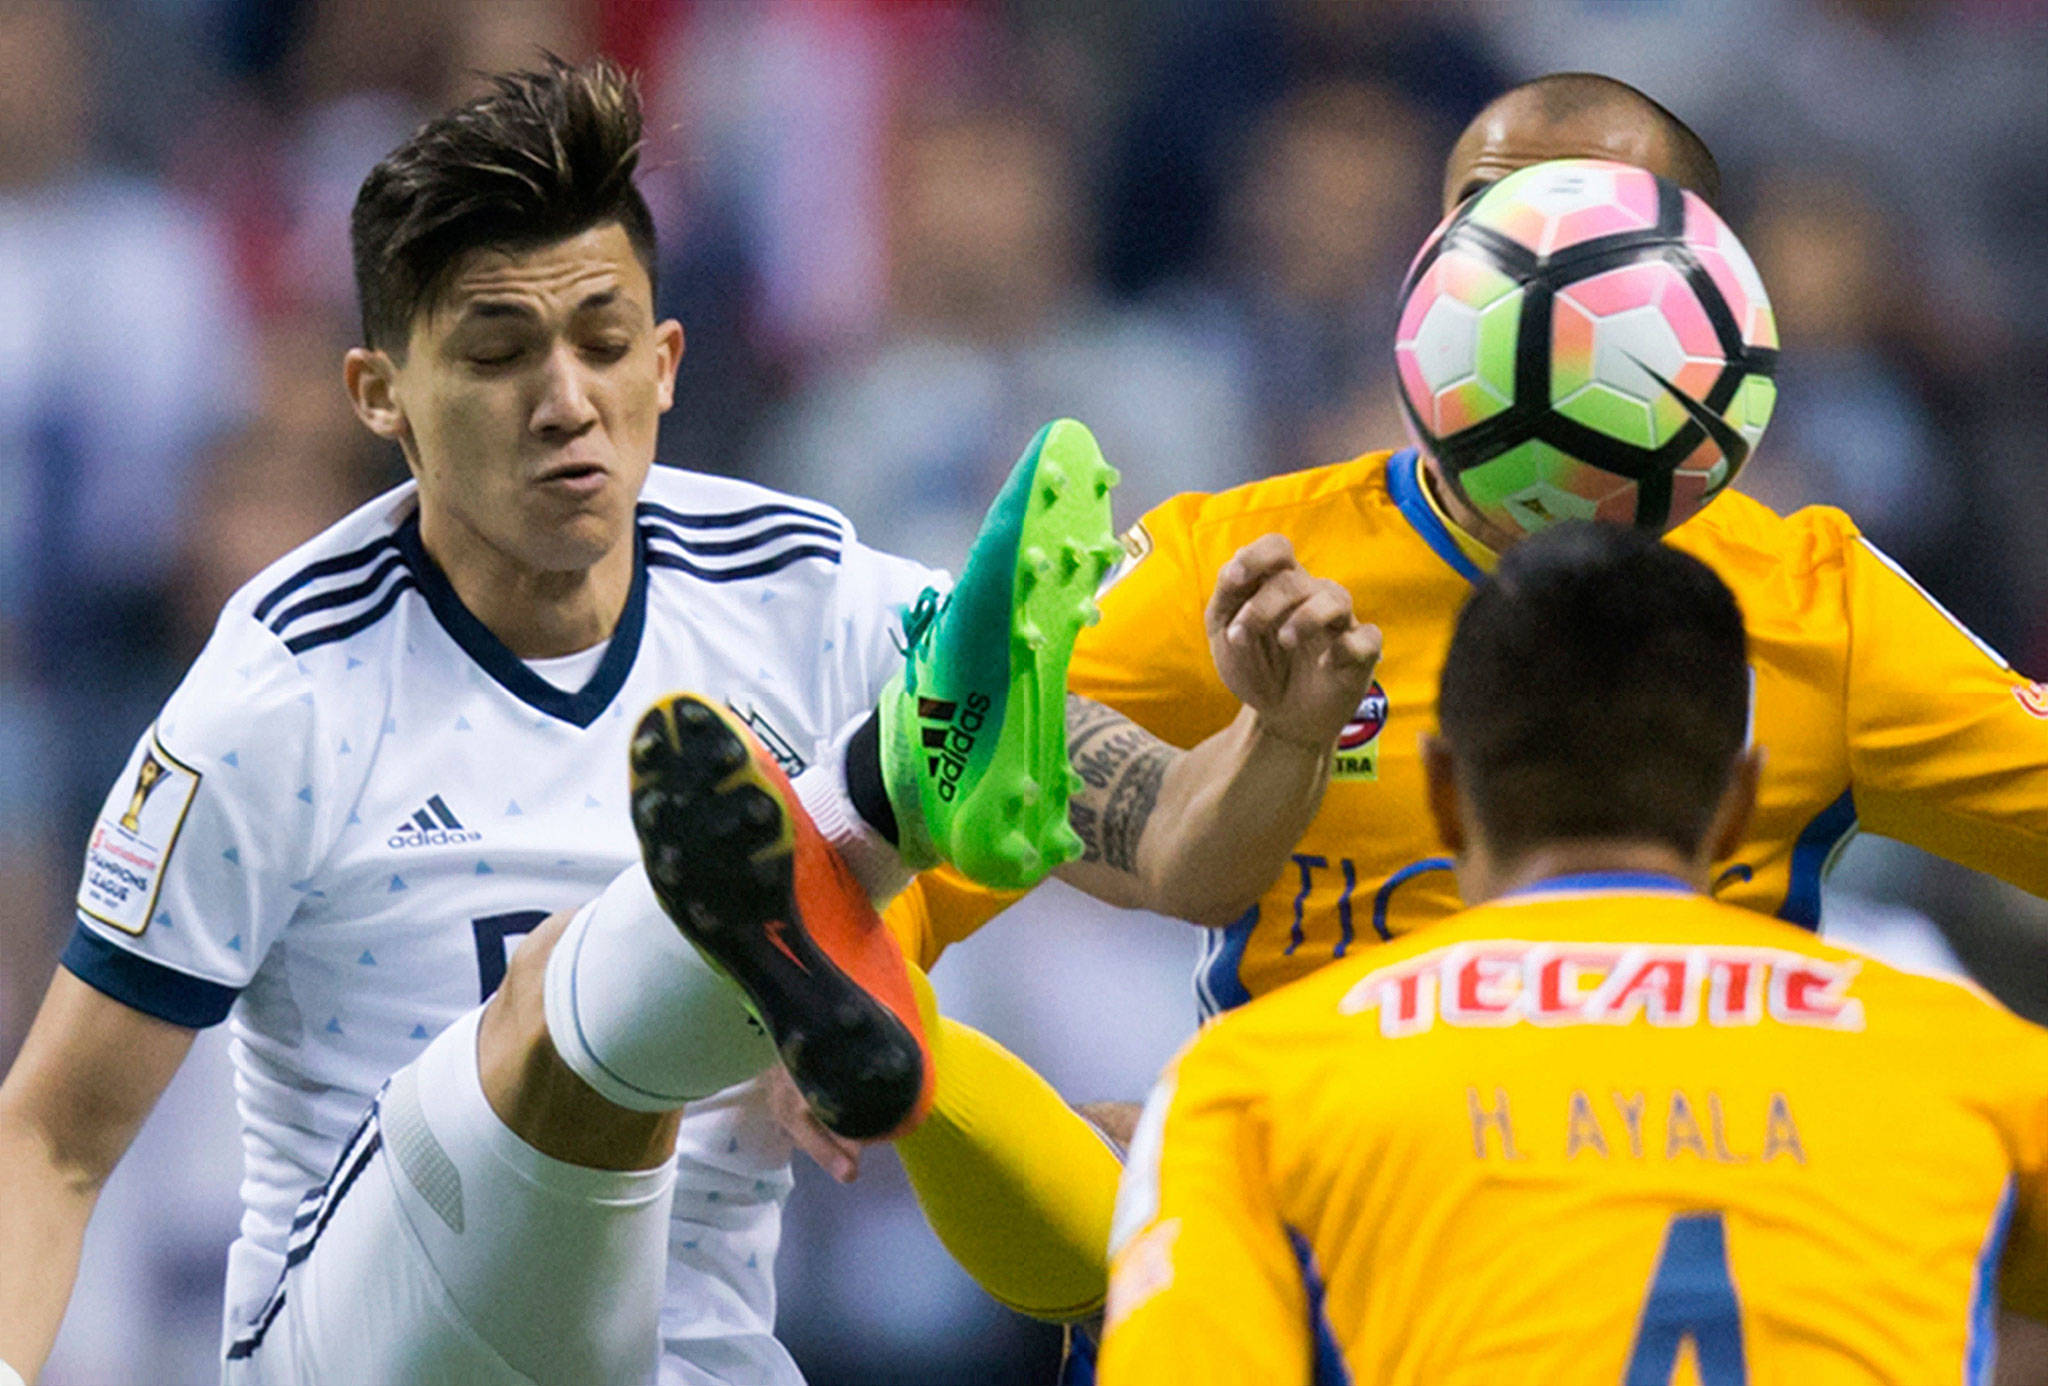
[489,908,576,1021]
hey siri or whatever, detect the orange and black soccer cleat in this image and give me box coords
[629,692,935,1141]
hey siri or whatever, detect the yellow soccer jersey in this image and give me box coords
[884,449,2048,1007]
[1098,876,2048,1384]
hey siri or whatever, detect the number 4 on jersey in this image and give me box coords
[1626,1212,1747,1385]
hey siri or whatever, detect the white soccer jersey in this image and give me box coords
[65,465,938,1365]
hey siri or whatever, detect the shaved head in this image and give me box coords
[1443,73,1720,214]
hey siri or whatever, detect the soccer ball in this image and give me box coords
[1393,158,1778,535]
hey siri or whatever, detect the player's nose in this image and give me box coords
[530,342,599,437]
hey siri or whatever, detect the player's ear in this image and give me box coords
[345,347,408,444]
[653,319,684,412]
[1706,746,1764,866]
[1421,734,1467,858]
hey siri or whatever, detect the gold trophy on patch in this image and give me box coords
[120,752,169,833]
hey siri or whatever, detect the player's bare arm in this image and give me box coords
[0,974,193,1381]
[771,537,1375,1182]
[1057,534,1381,926]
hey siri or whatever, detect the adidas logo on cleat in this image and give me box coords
[917,692,990,801]
[387,794,482,849]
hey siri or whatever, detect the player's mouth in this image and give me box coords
[534,461,610,496]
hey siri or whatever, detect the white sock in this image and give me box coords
[542,864,776,1113]
[796,713,914,907]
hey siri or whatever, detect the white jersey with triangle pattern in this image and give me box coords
[65,464,939,1366]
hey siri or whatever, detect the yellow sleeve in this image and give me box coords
[1097,1036,1311,1385]
[1841,527,2048,897]
[1070,499,1239,749]
[1992,1019,2048,1320]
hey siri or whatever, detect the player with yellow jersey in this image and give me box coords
[896,440,2048,1008]
[887,80,2048,1005]
[1099,523,2048,1384]
[1143,445,2045,1009]
[864,74,2048,1352]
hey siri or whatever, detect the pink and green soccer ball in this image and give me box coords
[1394,158,1778,535]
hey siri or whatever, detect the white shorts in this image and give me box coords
[220,1009,799,1386]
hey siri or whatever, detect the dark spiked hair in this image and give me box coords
[350,56,657,352]
[1438,522,1749,860]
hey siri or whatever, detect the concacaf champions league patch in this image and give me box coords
[78,731,201,936]
[1332,682,1389,781]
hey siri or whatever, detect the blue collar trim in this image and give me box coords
[395,513,647,729]
[1386,448,1485,586]
[1504,870,1698,899]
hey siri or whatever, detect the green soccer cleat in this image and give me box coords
[878,418,1122,890]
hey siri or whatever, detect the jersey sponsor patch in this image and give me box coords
[79,732,201,936]
[2015,681,2048,720]
[1332,681,1388,781]
[1338,939,1866,1038]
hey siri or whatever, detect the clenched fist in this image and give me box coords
[1206,534,1382,751]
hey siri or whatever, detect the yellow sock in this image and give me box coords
[897,968,1122,1320]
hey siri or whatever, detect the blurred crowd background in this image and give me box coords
[4,0,2048,1381]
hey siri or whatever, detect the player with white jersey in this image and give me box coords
[0,58,1385,1386]
[71,465,925,1379]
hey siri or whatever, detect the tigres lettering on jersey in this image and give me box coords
[883,450,2048,1006]
[1097,878,2048,1383]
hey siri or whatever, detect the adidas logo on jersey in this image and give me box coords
[387,795,482,849]
[918,693,989,801]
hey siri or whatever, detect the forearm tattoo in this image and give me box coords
[1065,695,1172,874]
